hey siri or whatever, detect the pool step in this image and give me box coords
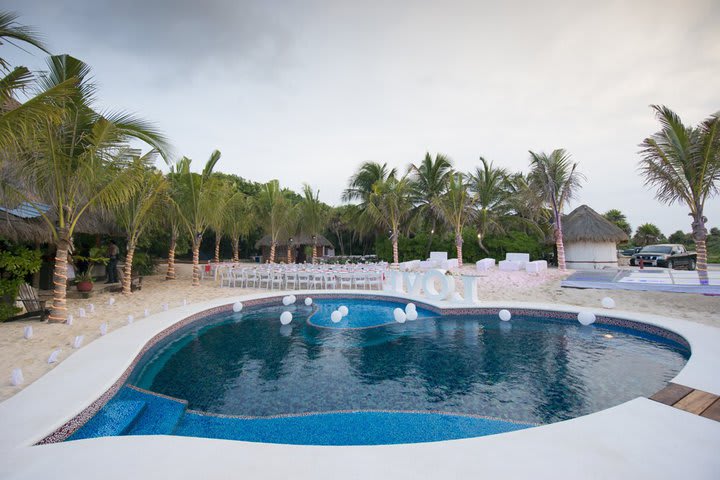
[70,400,147,440]
[650,382,720,422]
[123,386,189,435]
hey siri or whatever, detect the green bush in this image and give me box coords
[132,251,157,276]
[0,244,42,321]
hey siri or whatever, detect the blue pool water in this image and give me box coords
[70,297,689,445]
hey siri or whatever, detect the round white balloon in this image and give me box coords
[232,302,243,312]
[289,295,297,304]
[578,311,596,326]
[280,311,293,325]
[406,309,418,321]
[304,297,313,306]
[601,297,615,309]
[499,309,511,321]
[393,308,407,323]
[282,296,292,306]
[331,310,342,323]
[339,305,349,317]
[405,303,416,313]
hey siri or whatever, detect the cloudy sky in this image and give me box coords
[5,0,720,235]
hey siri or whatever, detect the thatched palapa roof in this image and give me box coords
[255,234,334,249]
[562,205,629,243]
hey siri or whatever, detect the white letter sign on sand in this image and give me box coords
[402,272,423,295]
[423,270,455,301]
[384,271,403,292]
[461,276,478,303]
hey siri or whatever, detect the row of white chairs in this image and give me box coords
[219,267,385,290]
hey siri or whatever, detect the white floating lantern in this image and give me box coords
[48,349,61,364]
[78,308,86,318]
[66,315,73,326]
[578,311,596,326]
[23,326,33,339]
[88,303,95,313]
[406,309,418,321]
[144,308,150,317]
[338,305,349,317]
[127,315,134,324]
[72,335,84,349]
[601,297,616,309]
[10,368,24,386]
[499,309,512,322]
[394,307,407,323]
[289,295,297,304]
[405,303,416,314]
[280,311,293,325]
[282,296,292,306]
[304,297,313,306]
[232,301,243,312]
[100,323,108,336]
[108,297,115,306]
[331,310,342,323]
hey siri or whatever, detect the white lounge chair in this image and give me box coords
[476,258,495,271]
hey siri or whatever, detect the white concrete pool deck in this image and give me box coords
[1,290,719,479]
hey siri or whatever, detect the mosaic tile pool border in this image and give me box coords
[36,293,690,444]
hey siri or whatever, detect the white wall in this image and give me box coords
[565,241,618,270]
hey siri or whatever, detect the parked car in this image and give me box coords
[630,244,697,270]
[621,247,642,256]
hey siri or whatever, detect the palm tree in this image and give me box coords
[603,209,632,236]
[299,184,328,263]
[366,175,414,266]
[207,179,233,263]
[224,192,254,262]
[639,105,720,272]
[174,151,222,286]
[2,55,168,322]
[468,157,512,254]
[342,161,397,204]
[0,11,49,71]
[433,173,475,267]
[0,13,78,151]
[408,152,453,255]
[255,179,290,263]
[163,165,186,280]
[529,149,584,271]
[114,156,168,294]
[633,223,664,246]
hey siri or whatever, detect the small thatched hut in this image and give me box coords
[562,205,629,270]
[255,234,334,263]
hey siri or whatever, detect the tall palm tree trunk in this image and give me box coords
[191,238,201,286]
[287,245,293,264]
[48,234,71,323]
[122,241,136,295]
[214,236,221,263]
[233,237,240,262]
[312,241,318,264]
[692,215,708,272]
[166,232,176,280]
[269,242,276,264]
[392,232,399,267]
[555,216,567,271]
[456,232,463,268]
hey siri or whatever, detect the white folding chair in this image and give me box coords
[285,271,298,290]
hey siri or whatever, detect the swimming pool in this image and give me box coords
[65,296,689,445]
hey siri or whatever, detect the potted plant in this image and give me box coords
[75,271,94,294]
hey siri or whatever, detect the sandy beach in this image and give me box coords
[1,263,718,402]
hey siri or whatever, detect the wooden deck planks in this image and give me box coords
[672,390,719,415]
[699,398,720,422]
[649,383,720,422]
[650,383,693,406]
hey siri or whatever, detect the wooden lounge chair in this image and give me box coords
[14,283,49,321]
